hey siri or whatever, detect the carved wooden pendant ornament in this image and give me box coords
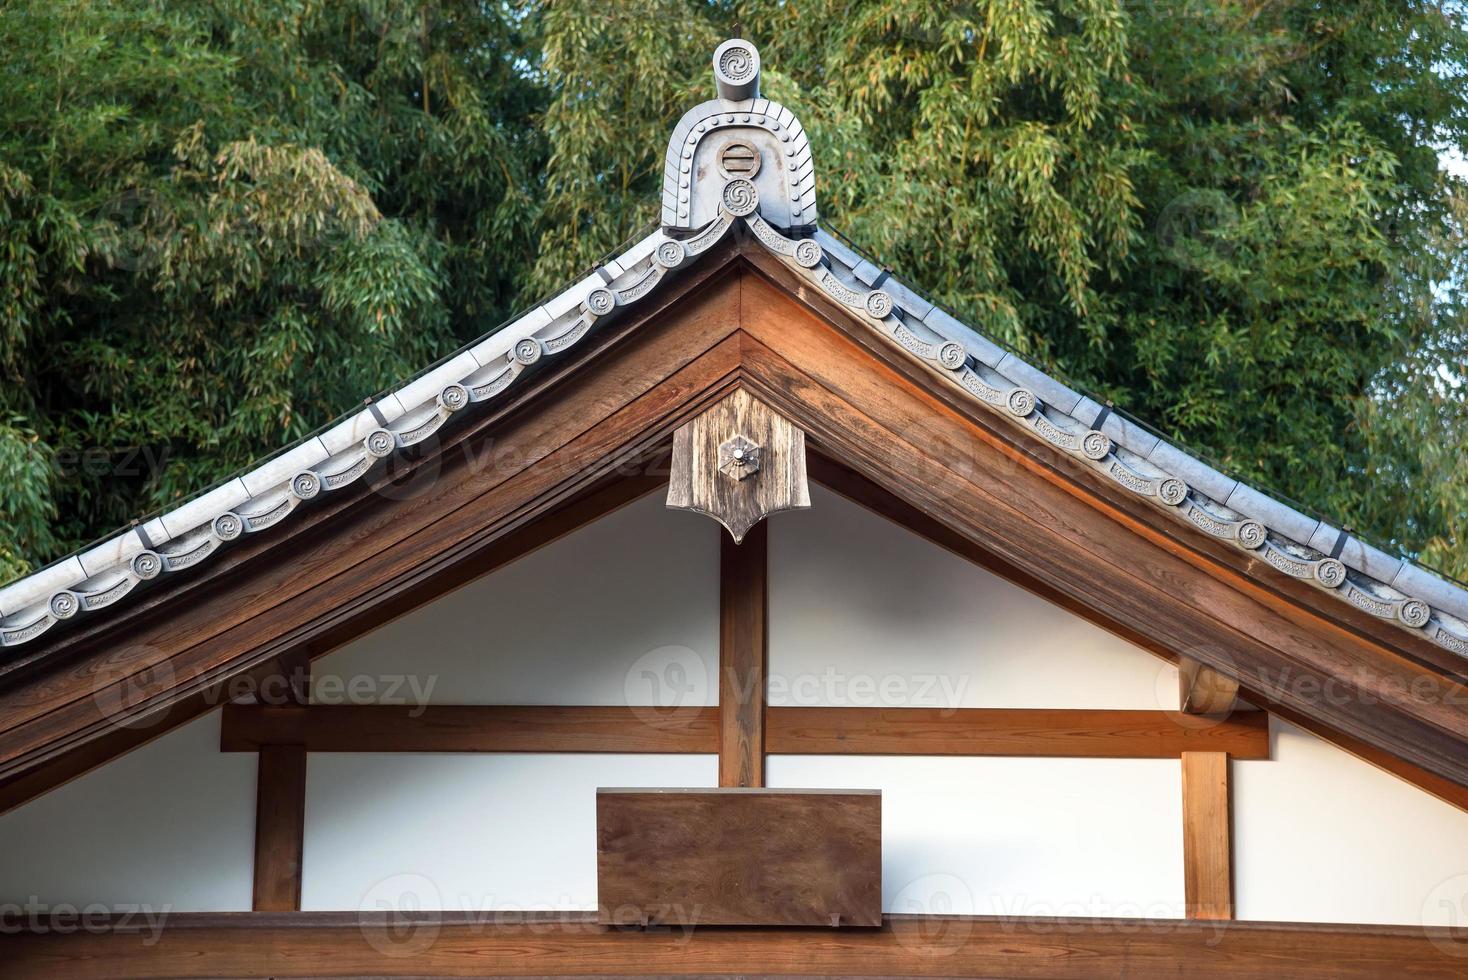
[667,389,810,542]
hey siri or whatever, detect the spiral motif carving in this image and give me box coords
[1314,558,1347,588]
[585,287,615,316]
[864,290,894,319]
[1236,520,1266,550]
[794,239,823,268]
[1081,430,1111,460]
[213,512,244,540]
[513,338,543,366]
[937,341,967,370]
[1006,388,1036,418]
[292,471,321,500]
[721,178,759,217]
[132,551,162,580]
[718,44,756,82]
[438,383,469,413]
[1398,598,1431,628]
[364,428,395,458]
[1158,478,1188,506]
[50,591,78,620]
[655,240,686,269]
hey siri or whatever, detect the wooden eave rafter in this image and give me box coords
[1,240,1467,812]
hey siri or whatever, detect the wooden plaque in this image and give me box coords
[666,387,810,542]
[596,787,881,927]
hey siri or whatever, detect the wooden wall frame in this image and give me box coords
[6,246,1468,979]
[4,245,1466,800]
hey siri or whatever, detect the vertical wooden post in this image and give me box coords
[1181,750,1233,920]
[251,655,310,911]
[252,744,308,911]
[719,521,768,787]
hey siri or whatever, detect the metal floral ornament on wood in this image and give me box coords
[667,389,810,543]
[718,436,762,482]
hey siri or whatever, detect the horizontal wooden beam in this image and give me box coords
[5,912,1463,979]
[766,707,1270,759]
[220,705,719,753]
[807,454,1468,811]
[221,704,1267,759]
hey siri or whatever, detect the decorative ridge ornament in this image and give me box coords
[5,37,1468,671]
[661,39,818,233]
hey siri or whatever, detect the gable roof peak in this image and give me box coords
[662,39,817,235]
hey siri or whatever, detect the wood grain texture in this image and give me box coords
[727,259,1468,789]
[667,387,809,542]
[766,706,1270,759]
[0,652,313,818]
[6,245,1468,810]
[218,704,1264,759]
[1182,751,1234,920]
[250,744,306,912]
[719,521,767,786]
[0,474,668,815]
[745,245,1468,686]
[0,254,746,785]
[807,452,1468,812]
[596,788,881,927]
[1180,656,1241,716]
[6,912,1466,979]
[221,704,719,753]
[1266,701,1468,813]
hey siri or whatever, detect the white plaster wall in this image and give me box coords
[769,486,1468,925]
[302,753,716,911]
[0,712,255,913]
[5,483,1468,928]
[768,755,1185,917]
[301,492,722,910]
[1234,717,1468,926]
[767,487,1186,916]
[311,491,719,708]
[768,486,1179,710]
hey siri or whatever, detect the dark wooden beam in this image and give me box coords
[0,256,746,785]
[746,244,1468,686]
[719,520,768,787]
[766,706,1269,759]
[0,474,672,817]
[8,249,1468,811]
[728,268,1468,788]
[0,652,318,817]
[250,744,306,912]
[5,912,1465,979]
[1267,700,1468,813]
[221,704,719,753]
[1181,750,1233,920]
[219,704,1263,759]
[807,452,1468,812]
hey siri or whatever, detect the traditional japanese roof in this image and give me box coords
[2,39,1464,665]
